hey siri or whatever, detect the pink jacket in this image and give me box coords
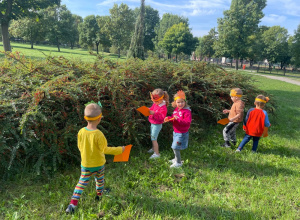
[148,101,168,124]
[167,107,192,133]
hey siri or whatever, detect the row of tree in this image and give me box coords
[194,0,300,69]
[5,2,197,59]
[1,0,300,68]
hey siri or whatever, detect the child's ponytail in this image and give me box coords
[163,91,170,106]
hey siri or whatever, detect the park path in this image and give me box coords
[245,71,300,86]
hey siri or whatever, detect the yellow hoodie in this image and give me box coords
[77,128,123,167]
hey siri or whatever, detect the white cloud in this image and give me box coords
[264,0,300,17]
[97,0,140,6]
[262,14,287,23]
[191,29,210,37]
[97,0,228,16]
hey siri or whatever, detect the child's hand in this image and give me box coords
[223,109,230,114]
[122,146,125,152]
[164,117,169,122]
[174,116,178,120]
[149,110,155,115]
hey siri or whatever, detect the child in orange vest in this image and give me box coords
[236,95,271,152]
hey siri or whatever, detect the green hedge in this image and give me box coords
[0,52,274,177]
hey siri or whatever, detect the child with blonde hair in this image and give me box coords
[164,90,192,168]
[66,103,125,214]
[236,95,271,152]
[148,88,169,159]
[221,88,245,148]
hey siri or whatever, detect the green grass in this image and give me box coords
[1,70,300,219]
[0,42,126,62]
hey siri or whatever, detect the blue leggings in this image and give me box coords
[238,134,260,152]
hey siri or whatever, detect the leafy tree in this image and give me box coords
[96,16,112,52]
[261,26,290,69]
[216,0,266,70]
[245,25,269,66]
[108,3,135,58]
[9,16,44,49]
[0,0,60,51]
[69,14,82,49]
[194,37,204,60]
[160,22,197,61]
[128,0,145,59]
[41,5,74,52]
[291,24,300,68]
[201,28,218,61]
[134,5,159,51]
[78,15,101,53]
[154,13,189,57]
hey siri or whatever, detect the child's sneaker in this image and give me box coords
[235,149,241,152]
[95,195,102,201]
[169,158,176,163]
[65,204,76,214]
[147,148,154,153]
[149,153,160,159]
[170,162,182,168]
[220,143,231,148]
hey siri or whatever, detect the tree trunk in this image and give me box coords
[57,41,60,52]
[1,21,11,52]
[31,41,34,49]
[235,58,239,70]
[118,48,120,58]
[96,42,99,54]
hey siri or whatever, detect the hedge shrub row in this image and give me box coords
[0,52,274,177]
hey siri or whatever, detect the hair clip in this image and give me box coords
[85,100,103,108]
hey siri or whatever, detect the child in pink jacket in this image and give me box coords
[164,91,192,168]
[148,88,169,159]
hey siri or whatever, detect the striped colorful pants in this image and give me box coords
[70,165,105,206]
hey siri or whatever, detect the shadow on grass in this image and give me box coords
[130,194,261,219]
[259,145,300,159]
[187,144,298,178]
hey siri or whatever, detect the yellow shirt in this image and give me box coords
[77,128,123,167]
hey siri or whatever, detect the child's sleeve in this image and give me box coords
[176,110,192,126]
[152,106,167,122]
[236,101,245,115]
[104,146,123,155]
[263,110,271,127]
[98,132,123,155]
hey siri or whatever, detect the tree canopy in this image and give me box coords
[215,0,266,69]
[0,0,60,51]
[262,26,290,68]
[160,22,197,61]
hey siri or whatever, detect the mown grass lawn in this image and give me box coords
[1,69,300,219]
[0,42,126,62]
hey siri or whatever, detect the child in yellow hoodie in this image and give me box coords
[66,103,125,214]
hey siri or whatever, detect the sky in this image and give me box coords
[61,0,300,37]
